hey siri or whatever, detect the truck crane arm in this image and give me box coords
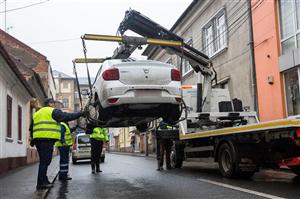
[117,9,214,77]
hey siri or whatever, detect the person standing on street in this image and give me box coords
[55,122,77,181]
[90,127,109,174]
[30,98,86,190]
[157,121,173,171]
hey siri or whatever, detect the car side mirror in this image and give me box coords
[81,89,89,96]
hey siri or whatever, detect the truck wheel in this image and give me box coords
[290,166,300,176]
[170,150,183,168]
[218,143,238,178]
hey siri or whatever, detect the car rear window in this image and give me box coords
[78,135,90,144]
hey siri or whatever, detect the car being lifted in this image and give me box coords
[86,58,182,132]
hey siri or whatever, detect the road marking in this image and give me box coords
[198,178,286,199]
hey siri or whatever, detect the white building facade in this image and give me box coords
[0,45,34,174]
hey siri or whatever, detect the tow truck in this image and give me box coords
[79,9,300,178]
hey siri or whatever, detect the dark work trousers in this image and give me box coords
[90,138,103,171]
[159,139,172,168]
[36,141,54,185]
[58,146,70,178]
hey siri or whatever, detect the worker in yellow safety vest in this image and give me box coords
[55,122,77,181]
[90,127,109,173]
[30,98,86,190]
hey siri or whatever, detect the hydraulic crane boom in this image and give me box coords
[115,9,216,112]
[117,9,214,77]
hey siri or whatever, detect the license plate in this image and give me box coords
[135,90,161,97]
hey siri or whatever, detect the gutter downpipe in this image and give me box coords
[248,0,259,117]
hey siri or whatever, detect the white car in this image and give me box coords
[87,58,182,131]
[72,133,105,164]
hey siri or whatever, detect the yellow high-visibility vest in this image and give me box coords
[33,107,60,140]
[90,127,109,141]
[55,122,73,147]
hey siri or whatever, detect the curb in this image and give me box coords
[30,158,59,199]
[109,151,156,158]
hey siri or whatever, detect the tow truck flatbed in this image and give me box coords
[180,116,300,140]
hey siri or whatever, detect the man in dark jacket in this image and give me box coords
[30,98,86,190]
[157,121,173,171]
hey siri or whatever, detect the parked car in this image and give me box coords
[87,58,182,131]
[72,133,105,164]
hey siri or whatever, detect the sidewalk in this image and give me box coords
[109,151,157,158]
[0,156,59,199]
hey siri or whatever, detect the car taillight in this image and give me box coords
[102,68,119,80]
[171,69,181,81]
[294,128,300,146]
[296,129,300,138]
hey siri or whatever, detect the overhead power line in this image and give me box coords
[29,37,79,45]
[0,0,50,13]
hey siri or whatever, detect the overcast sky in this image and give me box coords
[1,0,192,77]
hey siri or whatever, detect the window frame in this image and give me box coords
[6,95,12,139]
[18,105,22,142]
[182,39,194,76]
[202,7,228,58]
[279,0,300,54]
[62,98,69,108]
[62,82,69,89]
[283,67,300,116]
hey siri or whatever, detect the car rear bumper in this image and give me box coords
[100,84,181,108]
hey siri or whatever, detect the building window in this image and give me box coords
[63,82,68,89]
[18,105,22,141]
[279,0,300,54]
[63,98,69,108]
[202,8,227,57]
[284,68,300,116]
[7,95,12,138]
[182,39,193,75]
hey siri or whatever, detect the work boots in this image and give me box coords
[96,164,102,173]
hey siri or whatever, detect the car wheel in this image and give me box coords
[94,99,107,122]
[136,122,149,132]
[162,105,181,124]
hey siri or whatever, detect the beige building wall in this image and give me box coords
[145,0,255,110]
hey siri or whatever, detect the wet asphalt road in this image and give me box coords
[46,153,300,199]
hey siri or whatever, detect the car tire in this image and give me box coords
[93,97,111,122]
